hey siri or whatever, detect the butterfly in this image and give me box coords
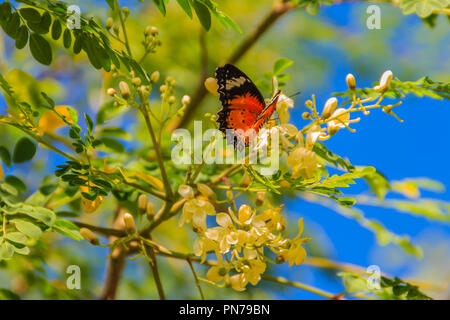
[215,64,281,149]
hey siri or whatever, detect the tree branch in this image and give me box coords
[100,208,128,300]
[166,0,296,131]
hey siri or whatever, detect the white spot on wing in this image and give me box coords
[225,76,247,90]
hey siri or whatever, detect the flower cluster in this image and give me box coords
[257,70,400,180]
[178,184,309,291]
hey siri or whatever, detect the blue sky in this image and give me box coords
[278,3,450,299]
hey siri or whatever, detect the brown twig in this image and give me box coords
[100,208,128,300]
[142,237,166,300]
[166,0,296,131]
[72,221,126,238]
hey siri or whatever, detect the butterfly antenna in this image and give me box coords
[288,91,302,98]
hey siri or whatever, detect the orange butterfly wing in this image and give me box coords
[215,64,270,148]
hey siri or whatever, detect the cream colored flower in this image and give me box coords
[206,266,228,283]
[178,184,195,199]
[230,273,246,291]
[276,93,294,124]
[305,125,322,150]
[237,204,253,225]
[286,146,318,179]
[193,236,220,263]
[179,197,215,232]
[241,259,266,286]
[204,213,244,254]
[374,70,393,92]
[321,97,338,119]
[285,218,311,267]
[327,108,352,135]
[252,207,285,232]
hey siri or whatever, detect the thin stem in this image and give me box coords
[261,275,339,299]
[3,121,83,163]
[72,221,126,237]
[115,0,132,57]
[153,248,341,299]
[141,239,166,300]
[141,198,185,234]
[211,164,242,185]
[187,259,205,300]
[100,208,128,300]
[1,212,6,239]
[122,181,167,201]
[140,105,174,199]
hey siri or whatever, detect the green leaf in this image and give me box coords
[28,11,51,34]
[14,219,42,239]
[152,0,167,16]
[39,183,58,196]
[306,1,320,15]
[5,175,27,193]
[29,32,53,65]
[199,0,241,33]
[15,25,29,49]
[313,142,355,172]
[98,127,132,140]
[400,0,449,18]
[0,288,21,300]
[12,245,30,255]
[336,197,356,207]
[52,219,83,241]
[96,101,127,125]
[393,284,410,296]
[51,19,62,40]
[6,232,28,244]
[24,207,56,226]
[380,276,395,288]
[0,181,18,196]
[5,12,20,39]
[342,274,368,292]
[0,146,11,167]
[82,35,110,70]
[176,0,193,18]
[12,137,36,164]
[105,0,115,10]
[19,8,41,24]
[85,113,94,133]
[63,28,72,48]
[0,242,15,260]
[273,58,294,75]
[73,34,82,54]
[0,2,12,21]
[99,137,125,153]
[192,0,211,30]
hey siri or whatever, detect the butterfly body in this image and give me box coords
[215,64,280,147]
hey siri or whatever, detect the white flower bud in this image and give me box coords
[123,213,136,234]
[181,95,191,105]
[374,70,393,92]
[346,73,356,90]
[178,184,195,199]
[321,97,338,119]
